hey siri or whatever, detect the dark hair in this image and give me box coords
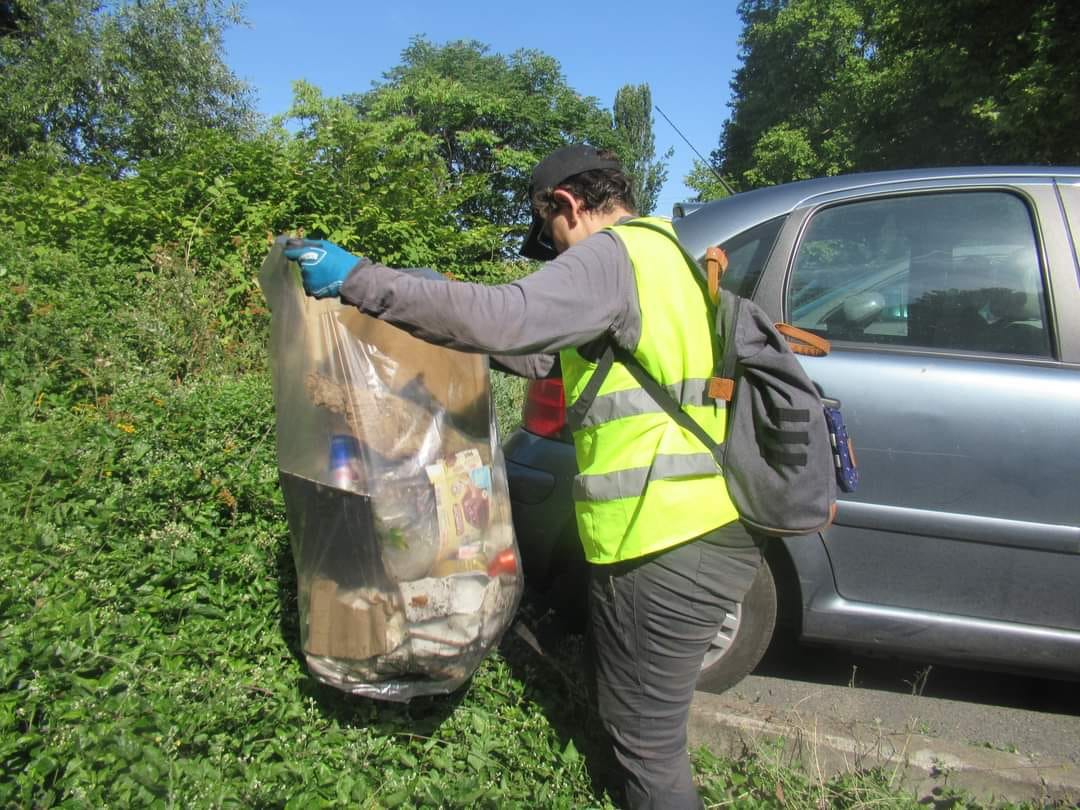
[531,152,638,219]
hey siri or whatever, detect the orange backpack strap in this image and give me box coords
[709,325,828,401]
[776,323,831,357]
[705,247,728,303]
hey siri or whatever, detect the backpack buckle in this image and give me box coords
[707,376,734,402]
[705,247,728,303]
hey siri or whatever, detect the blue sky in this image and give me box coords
[222,1,743,216]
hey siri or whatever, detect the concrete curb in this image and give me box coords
[688,690,1080,804]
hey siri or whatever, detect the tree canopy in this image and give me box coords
[2,16,670,290]
[697,0,1080,194]
[0,0,255,172]
[351,36,618,257]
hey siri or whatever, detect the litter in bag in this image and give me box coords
[258,238,523,701]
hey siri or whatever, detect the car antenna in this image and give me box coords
[654,105,737,197]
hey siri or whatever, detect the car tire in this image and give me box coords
[695,559,778,693]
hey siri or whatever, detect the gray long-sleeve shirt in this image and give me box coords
[338,228,643,379]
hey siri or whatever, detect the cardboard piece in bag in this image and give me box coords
[335,308,486,415]
[306,578,404,660]
[317,308,492,462]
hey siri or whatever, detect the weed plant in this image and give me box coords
[490,371,527,440]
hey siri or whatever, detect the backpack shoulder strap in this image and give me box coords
[564,344,616,431]
[619,219,728,302]
[612,346,724,467]
[566,218,735,447]
[621,218,738,402]
[622,218,832,363]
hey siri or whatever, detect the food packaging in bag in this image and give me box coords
[258,238,523,701]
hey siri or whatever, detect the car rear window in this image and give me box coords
[718,216,785,299]
[787,191,1052,357]
[1058,180,1080,283]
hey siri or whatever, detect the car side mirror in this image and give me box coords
[842,292,885,326]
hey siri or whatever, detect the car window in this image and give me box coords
[718,216,784,298]
[1059,181,1080,284]
[787,192,1052,357]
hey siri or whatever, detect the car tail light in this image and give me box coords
[522,378,567,438]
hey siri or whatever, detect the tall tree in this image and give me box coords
[352,37,617,257]
[872,0,1080,166]
[284,81,495,276]
[612,83,670,215]
[713,0,868,190]
[0,0,255,171]
[703,0,1080,193]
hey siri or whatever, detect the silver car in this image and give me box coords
[504,167,1080,691]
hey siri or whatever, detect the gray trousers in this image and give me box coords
[588,522,763,810]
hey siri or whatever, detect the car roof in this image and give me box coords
[672,165,1080,257]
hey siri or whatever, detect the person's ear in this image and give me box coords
[552,188,580,225]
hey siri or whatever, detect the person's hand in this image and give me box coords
[282,238,364,298]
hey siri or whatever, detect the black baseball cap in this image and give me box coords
[520,145,623,261]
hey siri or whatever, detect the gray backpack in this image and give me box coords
[568,220,856,538]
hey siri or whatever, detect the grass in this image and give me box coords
[0,369,615,807]
[490,370,527,440]
[0,241,1070,808]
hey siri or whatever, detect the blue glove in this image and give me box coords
[282,238,363,298]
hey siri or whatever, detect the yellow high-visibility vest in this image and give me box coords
[560,217,739,563]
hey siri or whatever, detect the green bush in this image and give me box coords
[0,86,533,376]
[0,366,613,807]
[0,258,607,806]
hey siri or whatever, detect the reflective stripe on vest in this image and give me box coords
[573,451,720,501]
[576,377,720,429]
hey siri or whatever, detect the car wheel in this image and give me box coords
[695,559,778,693]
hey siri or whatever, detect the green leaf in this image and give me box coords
[561,739,579,764]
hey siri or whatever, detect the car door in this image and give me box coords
[764,180,1080,635]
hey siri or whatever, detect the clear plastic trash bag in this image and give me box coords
[258,238,523,701]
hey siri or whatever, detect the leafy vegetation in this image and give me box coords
[0,0,255,172]
[0,19,633,805]
[351,36,620,263]
[612,84,671,216]
[0,231,616,808]
[694,0,1080,194]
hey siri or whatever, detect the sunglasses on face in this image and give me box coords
[533,209,556,253]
